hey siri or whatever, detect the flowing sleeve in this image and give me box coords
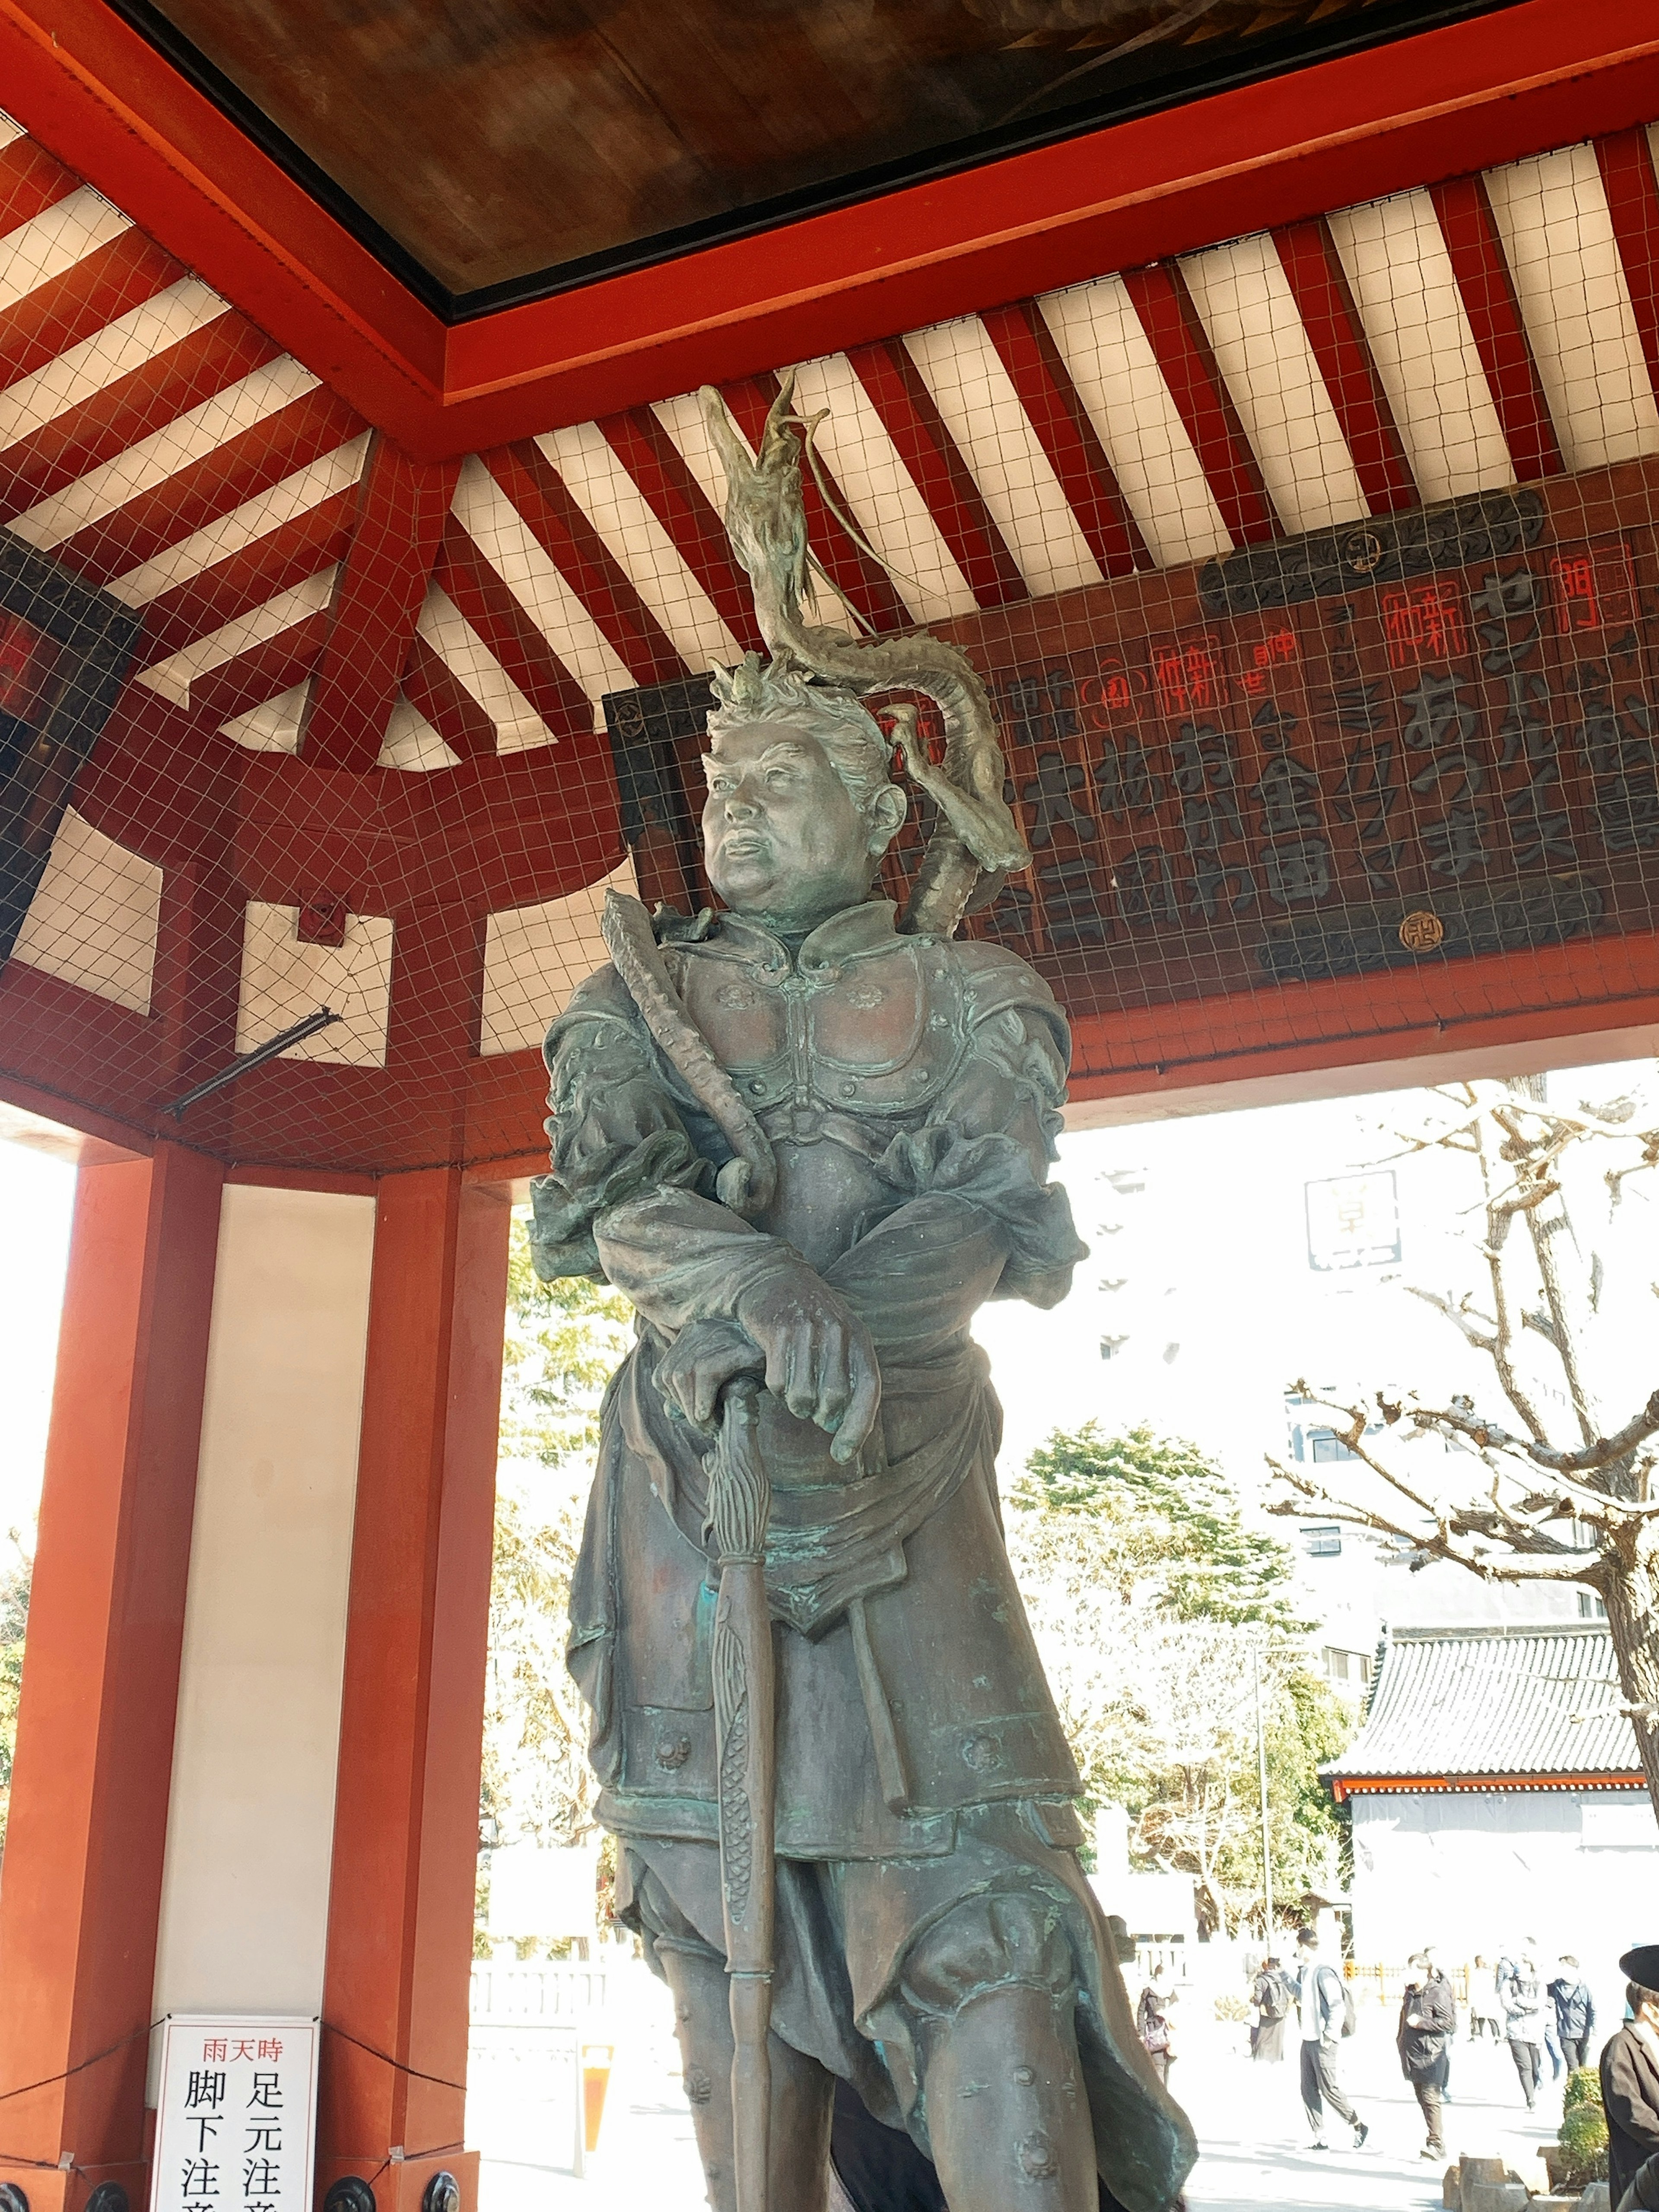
[854,942,1087,1311]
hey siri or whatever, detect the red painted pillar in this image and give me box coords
[317,1169,511,2212]
[0,1140,223,2211]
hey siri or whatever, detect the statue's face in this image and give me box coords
[702,722,877,918]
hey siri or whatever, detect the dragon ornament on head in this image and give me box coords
[698,372,1031,939]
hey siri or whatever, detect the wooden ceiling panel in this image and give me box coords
[113,0,1520,306]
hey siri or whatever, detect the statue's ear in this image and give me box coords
[867,780,907,855]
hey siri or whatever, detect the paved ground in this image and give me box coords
[472,1968,1571,2212]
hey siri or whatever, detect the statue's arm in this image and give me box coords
[533,966,877,1459]
[833,948,1086,1315]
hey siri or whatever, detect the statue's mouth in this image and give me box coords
[720,832,769,860]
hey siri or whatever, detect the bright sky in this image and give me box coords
[1,1048,1654,1562]
[976,1053,1659,1496]
[0,1137,76,1546]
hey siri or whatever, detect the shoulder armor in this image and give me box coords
[543,962,645,1068]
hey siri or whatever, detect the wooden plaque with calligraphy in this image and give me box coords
[602,463,1659,1095]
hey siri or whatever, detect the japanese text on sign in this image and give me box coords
[150,2018,318,2212]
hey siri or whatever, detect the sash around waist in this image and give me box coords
[620,1332,995,1637]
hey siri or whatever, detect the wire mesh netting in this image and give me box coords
[2,108,1659,1174]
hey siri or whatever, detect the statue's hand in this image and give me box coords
[658,1316,764,1433]
[733,1266,880,1466]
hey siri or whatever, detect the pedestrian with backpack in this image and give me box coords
[1399,1951,1458,2161]
[1252,1955,1292,2064]
[1295,1926,1368,2152]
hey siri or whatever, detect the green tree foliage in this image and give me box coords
[0,1538,30,1859]
[479,1217,631,1952]
[1007,1422,1350,1938]
[1014,1424,1313,1630]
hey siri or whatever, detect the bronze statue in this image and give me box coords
[531,378,1196,2212]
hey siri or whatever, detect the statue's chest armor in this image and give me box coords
[670,940,967,1117]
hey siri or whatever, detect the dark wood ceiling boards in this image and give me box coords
[109,0,1521,311]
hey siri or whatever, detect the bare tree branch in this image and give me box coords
[1398,1387,1659,1478]
[1265,1456,1608,1586]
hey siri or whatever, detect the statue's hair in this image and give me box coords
[707,652,899,821]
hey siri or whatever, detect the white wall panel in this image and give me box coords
[1037,276,1230,568]
[14,355,321,550]
[451,457,630,728]
[902,315,1103,599]
[0,185,131,314]
[1484,142,1659,473]
[151,1185,374,2036]
[786,352,978,622]
[480,855,637,1056]
[1179,234,1369,534]
[1330,190,1515,504]
[418,584,553,753]
[109,432,371,606]
[0,278,229,450]
[11,806,162,1013]
[536,420,745,672]
[139,567,337,708]
[236,903,394,1066]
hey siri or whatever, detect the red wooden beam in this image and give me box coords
[0,226,181,391]
[318,1173,506,2212]
[1119,261,1280,546]
[1595,127,1659,408]
[717,373,913,634]
[1272,216,1419,515]
[0,313,283,524]
[979,299,1151,578]
[185,607,330,727]
[0,132,76,234]
[400,633,498,760]
[848,338,1028,608]
[298,433,460,772]
[54,382,363,584]
[133,489,356,667]
[0,1147,223,2196]
[485,439,692,687]
[1428,173,1565,481]
[598,404,762,654]
[433,516,594,741]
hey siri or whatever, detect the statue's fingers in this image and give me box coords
[831,1348,881,1465]
[782,1327,819,1421]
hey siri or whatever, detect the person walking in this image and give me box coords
[1137,1967,1178,2088]
[1504,1951,1549,2111]
[1295,1926,1368,2152]
[1251,1956,1292,2064]
[1399,1951,1457,2161]
[1550,1957,1597,2072]
[1469,1956,1503,2043]
[1603,1946,1659,2212]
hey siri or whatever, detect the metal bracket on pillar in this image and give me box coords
[421,2176,459,2212]
[323,2181,376,2212]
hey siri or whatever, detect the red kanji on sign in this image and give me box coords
[1152,638,1225,716]
[1382,581,1468,668]
[1549,554,1600,634]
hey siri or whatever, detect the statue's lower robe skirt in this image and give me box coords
[619,1808,1194,2212]
[566,1192,1196,2212]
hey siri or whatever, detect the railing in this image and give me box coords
[1344,1961,1470,2005]
[469,1961,609,2021]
